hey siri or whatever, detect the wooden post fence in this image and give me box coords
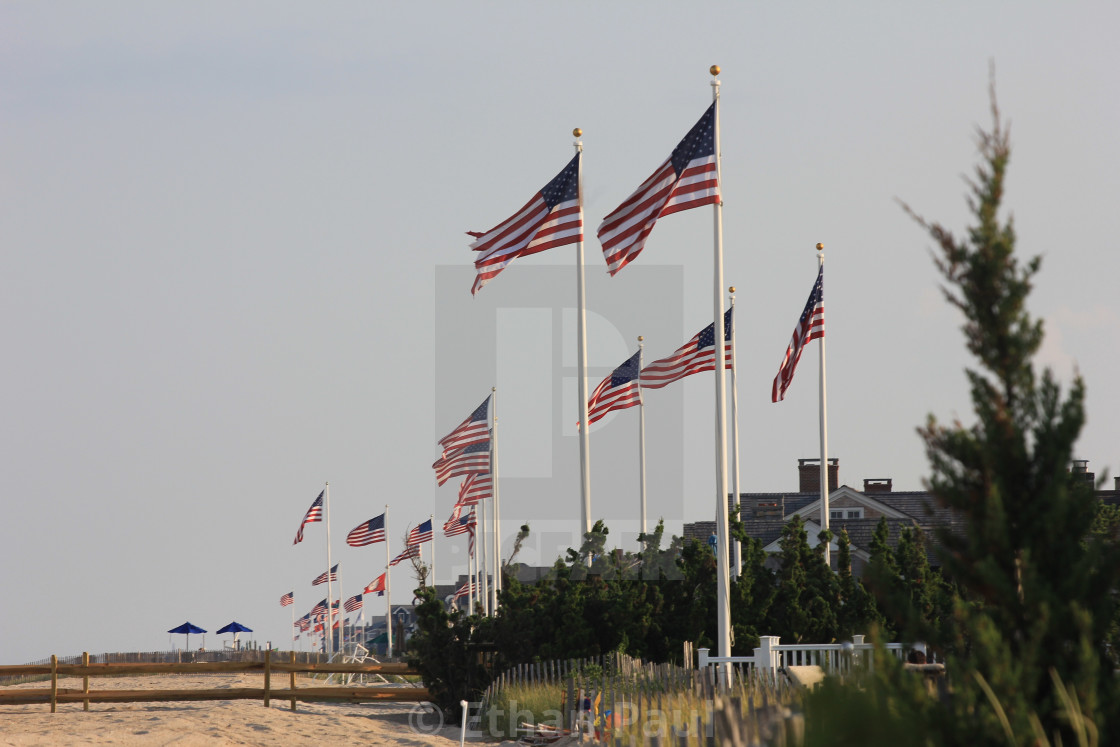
[0,655,426,711]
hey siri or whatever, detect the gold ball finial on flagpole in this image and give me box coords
[710,65,720,76]
[573,128,582,138]
[816,243,824,251]
[729,286,735,294]
[638,335,644,342]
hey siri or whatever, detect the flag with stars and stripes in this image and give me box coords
[390,544,420,567]
[407,519,434,546]
[772,265,824,402]
[445,507,477,538]
[587,349,642,425]
[458,473,492,505]
[438,395,491,454]
[279,591,294,607]
[469,153,583,295]
[346,513,386,547]
[433,440,491,486]
[640,308,733,390]
[454,579,479,599]
[344,594,363,613]
[598,103,719,276]
[312,564,338,586]
[292,490,324,545]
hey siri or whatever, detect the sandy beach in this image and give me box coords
[0,674,497,746]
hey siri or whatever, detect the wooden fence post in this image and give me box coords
[263,649,271,708]
[289,651,297,712]
[82,652,90,711]
[50,655,57,713]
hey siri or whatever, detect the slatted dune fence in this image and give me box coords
[478,650,799,746]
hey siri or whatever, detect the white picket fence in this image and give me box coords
[698,635,920,675]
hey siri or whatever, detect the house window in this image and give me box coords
[831,508,865,520]
[830,510,844,520]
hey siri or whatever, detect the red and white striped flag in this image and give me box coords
[640,308,733,390]
[597,104,719,276]
[772,266,824,402]
[470,154,583,294]
[407,520,434,546]
[433,441,490,486]
[445,507,476,538]
[454,579,479,600]
[279,591,294,607]
[292,490,324,545]
[458,473,492,505]
[587,349,642,425]
[390,544,420,567]
[438,396,491,454]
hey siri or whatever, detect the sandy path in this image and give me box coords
[0,674,486,746]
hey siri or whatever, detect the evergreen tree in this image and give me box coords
[835,528,877,639]
[901,85,1120,741]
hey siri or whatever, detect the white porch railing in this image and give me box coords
[698,635,917,675]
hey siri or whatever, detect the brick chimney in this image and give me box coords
[1115,476,1119,492]
[1070,460,1094,486]
[798,458,838,493]
[863,478,893,493]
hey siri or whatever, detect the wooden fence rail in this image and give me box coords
[0,651,427,713]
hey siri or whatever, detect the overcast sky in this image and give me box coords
[3,2,1117,663]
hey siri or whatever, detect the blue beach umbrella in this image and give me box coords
[168,621,206,650]
[216,621,253,649]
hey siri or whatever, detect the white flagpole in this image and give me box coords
[385,504,393,658]
[324,481,334,657]
[574,129,592,546]
[492,387,502,599]
[480,493,491,615]
[817,243,831,567]
[290,603,295,651]
[710,66,732,685]
[429,513,436,590]
[467,519,475,616]
[729,287,742,580]
[638,336,648,538]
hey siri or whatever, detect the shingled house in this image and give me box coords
[684,458,1119,577]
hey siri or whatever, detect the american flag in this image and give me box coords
[407,519,434,545]
[454,579,479,599]
[597,103,719,276]
[458,473,492,505]
[640,308,733,389]
[279,591,294,607]
[346,513,386,547]
[390,544,420,567]
[587,349,642,425]
[312,564,339,586]
[470,153,583,295]
[364,573,386,596]
[772,265,825,402]
[432,440,491,486]
[438,395,491,454]
[445,507,476,538]
[292,490,324,545]
[310,599,327,617]
[344,594,363,613]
